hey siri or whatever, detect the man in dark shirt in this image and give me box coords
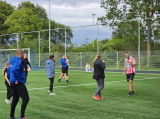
[23,54,31,84]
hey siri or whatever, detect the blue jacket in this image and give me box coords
[46,59,55,78]
[61,58,67,68]
[8,56,25,83]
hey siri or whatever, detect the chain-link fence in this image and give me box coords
[35,50,160,71]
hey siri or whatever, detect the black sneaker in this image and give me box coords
[58,80,61,83]
[67,81,71,83]
[132,91,134,95]
[128,91,132,96]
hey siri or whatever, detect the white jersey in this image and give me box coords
[66,59,69,65]
[124,56,136,74]
[86,65,90,69]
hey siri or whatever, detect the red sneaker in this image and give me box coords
[19,117,27,119]
[100,97,103,100]
[92,95,100,100]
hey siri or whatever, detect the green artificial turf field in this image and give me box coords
[0,70,160,119]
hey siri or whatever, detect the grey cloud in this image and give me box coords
[5,0,112,44]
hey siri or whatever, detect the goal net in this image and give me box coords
[0,48,41,71]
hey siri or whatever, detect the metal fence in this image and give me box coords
[0,50,159,73]
[35,51,160,71]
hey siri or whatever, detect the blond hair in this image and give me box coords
[93,53,101,65]
[2,61,10,75]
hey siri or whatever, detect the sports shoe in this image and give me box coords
[50,92,56,95]
[132,91,134,95]
[67,81,71,83]
[92,95,100,100]
[58,80,61,83]
[100,97,103,100]
[48,90,51,93]
[128,91,133,96]
[19,117,27,119]
[5,99,12,104]
[9,117,16,119]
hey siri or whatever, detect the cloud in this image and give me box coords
[5,0,113,44]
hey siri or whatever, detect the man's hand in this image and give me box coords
[126,59,130,63]
[24,69,25,71]
[52,74,55,78]
[123,71,125,75]
[8,81,11,86]
[15,81,19,84]
[102,60,105,63]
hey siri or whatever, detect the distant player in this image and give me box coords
[85,62,90,72]
[46,55,56,95]
[58,55,71,83]
[3,61,12,104]
[9,49,29,119]
[23,54,31,84]
[123,52,136,96]
[65,55,70,78]
[92,53,105,100]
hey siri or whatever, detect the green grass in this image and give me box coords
[0,70,160,119]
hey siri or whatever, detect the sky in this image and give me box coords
[6,0,113,44]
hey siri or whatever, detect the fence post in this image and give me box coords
[80,52,82,68]
[17,33,18,49]
[39,31,40,67]
[97,22,99,53]
[117,51,118,70]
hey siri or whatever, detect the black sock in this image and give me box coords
[66,80,69,82]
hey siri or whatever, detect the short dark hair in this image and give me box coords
[125,52,129,54]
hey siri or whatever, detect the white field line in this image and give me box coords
[0,77,158,93]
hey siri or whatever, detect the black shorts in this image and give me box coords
[62,67,67,73]
[126,73,135,81]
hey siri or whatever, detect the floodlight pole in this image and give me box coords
[65,28,66,55]
[92,14,96,47]
[49,0,51,53]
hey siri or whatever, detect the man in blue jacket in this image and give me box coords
[8,49,29,119]
[58,55,71,83]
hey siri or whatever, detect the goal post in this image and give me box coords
[0,48,30,68]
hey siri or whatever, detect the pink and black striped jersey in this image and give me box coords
[124,56,136,74]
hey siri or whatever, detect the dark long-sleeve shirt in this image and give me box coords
[93,59,105,79]
[23,58,31,70]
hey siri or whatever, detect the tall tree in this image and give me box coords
[99,0,160,66]
[5,8,43,34]
[17,1,48,29]
[0,0,15,48]
[4,7,44,49]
